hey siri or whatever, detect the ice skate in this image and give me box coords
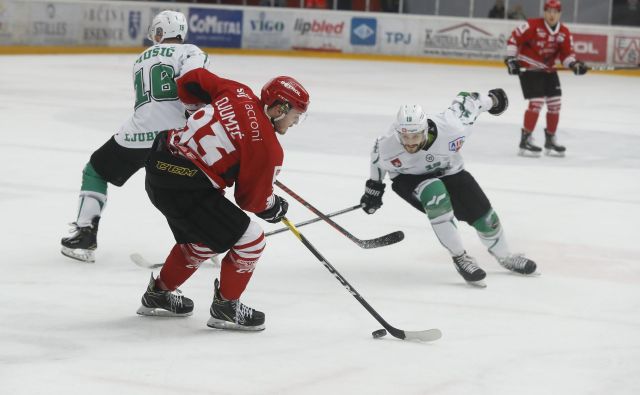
[497,254,538,275]
[60,216,100,263]
[544,129,566,157]
[452,252,487,288]
[207,278,265,331]
[518,129,542,157]
[136,274,194,317]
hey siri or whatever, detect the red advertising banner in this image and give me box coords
[573,33,607,62]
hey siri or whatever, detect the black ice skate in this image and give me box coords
[136,274,194,317]
[452,252,487,288]
[518,129,542,157]
[497,254,538,275]
[544,129,566,157]
[60,216,100,263]
[207,278,265,331]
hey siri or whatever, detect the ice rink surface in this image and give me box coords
[1,53,639,394]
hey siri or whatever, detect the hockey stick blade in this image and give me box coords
[130,253,219,270]
[130,253,163,269]
[358,230,404,249]
[388,327,442,342]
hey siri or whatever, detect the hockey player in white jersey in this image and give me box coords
[360,89,537,287]
[61,11,210,262]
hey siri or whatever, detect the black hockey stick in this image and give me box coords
[130,205,363,269]
[275,180,404,249]
[266,204,362,237]
[281,217,441,342]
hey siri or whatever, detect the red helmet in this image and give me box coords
[544,0,562,11]
[261,76,310,113]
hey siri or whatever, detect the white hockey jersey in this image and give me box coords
[369,92,494,182]
[115,44,209,149]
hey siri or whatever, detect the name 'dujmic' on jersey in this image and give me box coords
[215,96,243,139]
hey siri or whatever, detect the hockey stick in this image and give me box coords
[521,64,640,72]
[281,217,441,342]
[130,253,220,270]
[130,205,363,269]
[265,204,362,237]
[275,180,404,249]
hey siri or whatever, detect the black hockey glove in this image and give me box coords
[487,88,509,116]
[569,60,588,75]
[504,57,520,75]
[360,179,385,214]
[256,195,289,223]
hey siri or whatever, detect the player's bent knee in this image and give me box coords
[228,221,266,273]
[416,179,453,219]
[472,208,501,237]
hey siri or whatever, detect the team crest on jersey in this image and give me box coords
[425,154,434,162]
[391,158,402,167]
[449,137,465,152]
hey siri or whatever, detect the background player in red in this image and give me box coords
[504,0,587,157]
[136,71,310,331]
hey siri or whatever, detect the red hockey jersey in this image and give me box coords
[169,71,282,213]
[506,18,577,71]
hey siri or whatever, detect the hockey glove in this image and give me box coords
[487,88,509,116]
[256,195,289,223]
[360,179,385,214]
[569,60,588,75]
[504,57,520,75]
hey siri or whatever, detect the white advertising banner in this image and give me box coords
[0,0,14,42]
[242,8,293,50]
[22,1,83,45]
[288,10,351,53]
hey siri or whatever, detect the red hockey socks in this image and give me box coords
[218,227,265,300]
[545,96,562,133]
[219,253,255,300]
[523,98,544,132]
[157,243,208,291]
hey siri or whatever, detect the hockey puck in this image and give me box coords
[372,329,387,339]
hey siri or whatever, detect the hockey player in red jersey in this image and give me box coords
[504,0,587,157]
[136,71,310,331]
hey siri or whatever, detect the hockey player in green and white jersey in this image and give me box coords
[360,89,537,287]
[61,11,210,263]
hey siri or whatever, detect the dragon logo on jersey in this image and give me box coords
[448,137,465,152]
[391,158,402,167]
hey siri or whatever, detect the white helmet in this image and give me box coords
[394,104,427,134]
[394,104,428,153]
[148,10,188,45]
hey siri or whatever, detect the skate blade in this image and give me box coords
[206,317,265,331]
[544,149,565,157]
[136,306,193,317]
[518,149,541,158]
[61,247,95,263]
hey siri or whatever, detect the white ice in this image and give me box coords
[1,54,639,395]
